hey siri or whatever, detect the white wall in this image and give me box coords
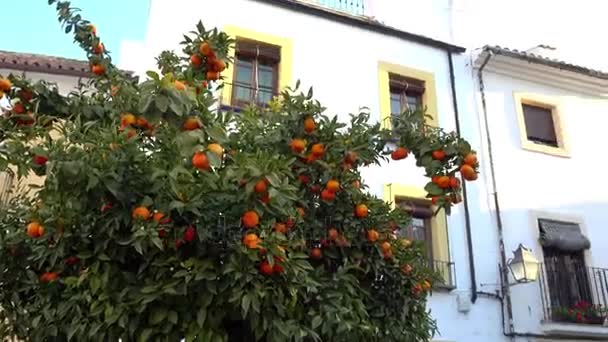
[0,68,84,95]
[140,1,507,341]
[481,69,608,336]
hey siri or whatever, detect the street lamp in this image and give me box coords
[507,244,539,283]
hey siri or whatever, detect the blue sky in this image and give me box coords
[1,0,149,61]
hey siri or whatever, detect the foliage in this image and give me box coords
[553,301,608,325]
[0,1,479,341]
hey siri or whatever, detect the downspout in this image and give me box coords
[477,50,515,335]
[447,51,477,303]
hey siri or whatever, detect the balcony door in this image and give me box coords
[232,40,279,108]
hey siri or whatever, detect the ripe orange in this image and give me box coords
[401,264,413,274]
[206,71,219,81]
[132,206,151,220]
[460,164,478,181]
[242,210,259,228]
[310,247,322,260]
[243,233,260,249]
[435,176,450,189]
[207,143,223,158]
[422,280,432,290]
[367,229,379,242]
[259,260,274,276]
[254,179,268,194]
[199,42,212,56]
[212,59,226,72]
[311,143,325,157]
[0,78,12,91]
[355,204,368,218]
[320,189,336,201]
[192,152,210,170]
[296,207,305,218]
[125,128,137,140]
[383,249,393,260]
[463,153,478,166]
[153,212,170,224]
[432,150,446,160]
[93,42,104,54]
[380,241,391,253]
[303,117,316,133]
[120,113,136,127]
[327,228,339,241]
[136,117,150,130]
[345,151,358,164]
[26,221,44,238]
[190,54,202,67]
[183,117,202,131]
[273,261,284,274]
[274,223,287,234]
[305,154,318,164]
[391,147,409,160]
[326,179,340,193]
[40,272,59,283]
[91,64,105,76]
[449,176,460,189]
[174,80,187,91]
[289,139,306,153]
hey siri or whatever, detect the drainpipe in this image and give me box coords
[477,50,515,336]
[447,51,477,303]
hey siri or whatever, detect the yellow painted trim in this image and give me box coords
[378,61,438,129]
[383,184,450,271]
[222,25,293,106]
[514,92,570,158]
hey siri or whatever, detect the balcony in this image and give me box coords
[539,263,608,337]
[430,259,456,290]
[217,82,279,113]
[297,0,370,17]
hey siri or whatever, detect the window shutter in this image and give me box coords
[236,40,280,62]
[539,219,590,252]
[397,200,433,219]
[389,74,425,94]
[522,104,558,145]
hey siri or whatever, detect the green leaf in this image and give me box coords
[206,125,227,143]
[312,316,322,329]
[423,182,443,196]
[155,95,169,112]
[241,294,251,317]
[146,71,160,81]
[196,307,206,327]
[138,94,154,114]
[149,307,167,325]
[168,310,178,324]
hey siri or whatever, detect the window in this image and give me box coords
[522,104,558,147]
[514,93,569,157]
[231,39,280,107]
[389,74,425,119]
[395,197,433,256]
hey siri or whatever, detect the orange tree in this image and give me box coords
[0,1,479,341]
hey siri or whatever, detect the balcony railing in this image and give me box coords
[217,82,279,112]
[539,263,608,325]
[299,0,370,17]
[430,259,456,290]
[0,171,13,207]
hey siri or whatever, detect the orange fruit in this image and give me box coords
[305,154,318,164]
[183,117,202,131]
[254,179,268,194]
[206,71,219,81]
[303,117,316,133]
[213,59,226,72]
[400,239,412,248]
[320,189,336,201]
[380,241,391,253]
[460,164,478,181]
[432,150,446,160]
[401,264,413,274]
[463,153,477,166]
[243,233,260,249]
[431,196,440,205]
[274,223,287,234]
[273,261,284,274]
[242,210,259,228]
[383,249,393,260]
[88,24,97,35]
[132,206,151,220]
[120,113,136,127]
[40,272,59,283]
[435,176,450,189]
[309,184,321,194]
[125,128,137,140]
[153,212,170,224]
[345,151,358,164]
[326,180,340,193]
[190,54,202,67]
[327,228,339,241]
[449,176,460,189]
[391,147,409,160]
[367,229,379,242]
[289,139,306,154]
[207,143,223,158]
[311,143,325,157]
[91,64,105,75]
[174,80,187,91]
[136,117,150,129]
[422,280,432,290]
[354,204,368,218]
[259,260,274,276]
[93,42,104,54]
[296,207,305,218]
[0,78,12,91]
[199,42,212,56]
[192,152,210,170]
[309,247,322,260]
[111,86,119,97]
[26,221,44,238]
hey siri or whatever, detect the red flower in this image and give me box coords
[32,155,48,166]
[183,226,196,242]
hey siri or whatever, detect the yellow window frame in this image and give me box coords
[222,25,293,106]
[378,61,438,129]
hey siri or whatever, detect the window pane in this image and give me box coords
[233,59,253,103]
[522,104,558,146]
[406,92,423,109]
[235,60,253,84]
[258,66,275,89]
[390,92,401,115]
[257,87,273,105]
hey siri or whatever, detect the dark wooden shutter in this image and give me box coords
[397,199,433,219]
[235,40,280,62]
[389,74,425,95]
[522,104,558,146]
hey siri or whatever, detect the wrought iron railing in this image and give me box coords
[430,259,456,290]
[0,171,13,206]
[217,82,279,112]
[299,0,370,16]
[539,263,608,324]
